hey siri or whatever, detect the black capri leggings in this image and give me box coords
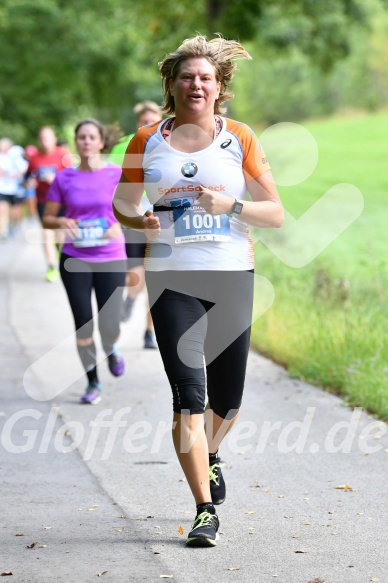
[60,254,126,344]
[123,227,147,269]
[146,270,254,420]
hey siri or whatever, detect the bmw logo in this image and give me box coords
[181,162,198,177]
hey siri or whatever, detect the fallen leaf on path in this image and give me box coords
[97,571,108,577]
[159,576,173,579]
[27,542,38,549]
[335,484,352,491]
[1,573,13,577]
[178,526,184,535]
[308,579,325,583]
[303,521,311,525]
[227,567,240,571]
[294,548,308,553]
[14,534,24,536]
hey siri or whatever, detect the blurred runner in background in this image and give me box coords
[110,101,162,349]
[43,118,127,404]
[0,138,28,241]
[26,127,67,282]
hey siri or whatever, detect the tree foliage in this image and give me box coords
[0,0,139,135]
[0,0,387,141]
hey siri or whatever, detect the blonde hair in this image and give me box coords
[159,35,251,115]
[133,101,161,119]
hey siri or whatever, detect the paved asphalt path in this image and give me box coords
[1,222,387,583]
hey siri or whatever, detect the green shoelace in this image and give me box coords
[191,511,213,530]
[209,462,224,486]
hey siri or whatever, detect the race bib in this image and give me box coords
[38,165,57,180]
[73,218,109,248]
[173,205,231,244]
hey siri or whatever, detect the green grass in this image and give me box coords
[251,110,388,419]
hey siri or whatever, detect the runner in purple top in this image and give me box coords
[47,163,126,262]
[43,118,127,404]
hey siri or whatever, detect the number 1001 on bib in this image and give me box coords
[173,206,231,244]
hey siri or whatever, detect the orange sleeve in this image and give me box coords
[121,132,144,184]
[226,119,271,182]
[121,124,158,184]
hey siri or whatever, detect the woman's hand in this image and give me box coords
[25,176,38,190]
[42,170,56,185]
[57,217,80,240]
[105,222,122,240]
[196,185,234,215]
[142,209,161,241]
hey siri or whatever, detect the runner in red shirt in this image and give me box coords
[26,127,67,282]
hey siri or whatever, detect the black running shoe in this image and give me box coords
[209,456,226,505]
[186,510,219,547]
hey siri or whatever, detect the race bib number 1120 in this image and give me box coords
[73,218,109,248]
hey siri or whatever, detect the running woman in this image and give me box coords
[43,119,127,404]
[110,101,162,349]
[113,36,283,546]
[26,127,67,282]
